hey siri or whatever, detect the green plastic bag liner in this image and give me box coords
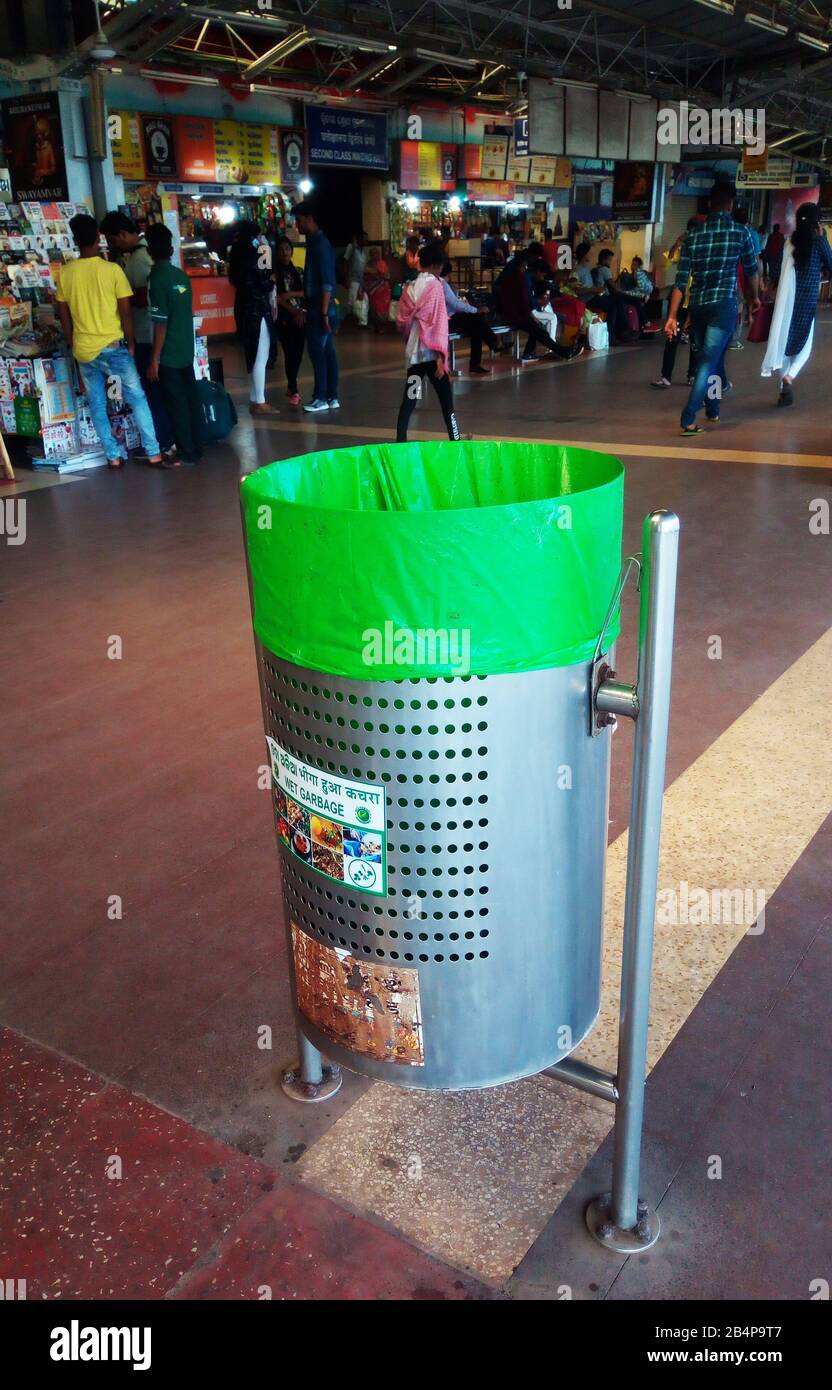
[241,440,624,679]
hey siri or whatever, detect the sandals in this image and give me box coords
[679,425,703,436]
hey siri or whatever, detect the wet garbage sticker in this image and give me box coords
[291,923,424,1065]
[267,737,387,895]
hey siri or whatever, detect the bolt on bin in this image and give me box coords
[240,440,679,1254]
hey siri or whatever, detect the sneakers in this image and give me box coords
[651,376,672,388]
[287,392,301,406]
[303,399,329,413]
[327,399,340,410]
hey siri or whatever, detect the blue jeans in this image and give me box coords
[78,345,160,460]
[682,300,737,428]
[306,320,339,402]
[134,340,175,451]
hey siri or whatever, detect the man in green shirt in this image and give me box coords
[146,223,203,465]
[100,210,176,459]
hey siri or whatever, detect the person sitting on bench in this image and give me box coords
[617,255,653,330]
[574,242,621,346]
[495,249,579,362]
[440,261,502,375]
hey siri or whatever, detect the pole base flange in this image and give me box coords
[281,1062,343,1103]
[585,1193,660,1253]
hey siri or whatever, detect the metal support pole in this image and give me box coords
[587,509,679,1254]
[281,1024,343,1104]
[297,1029,324,1086]
[239,476,342,1107]
[542,1058,619,1105]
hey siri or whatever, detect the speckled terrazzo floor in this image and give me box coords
[0,1029,490,1301]
[298,1077,611,1284]
[3,327,831,1298]
[295,625,832,1283]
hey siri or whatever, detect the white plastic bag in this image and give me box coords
[588,318,609,352]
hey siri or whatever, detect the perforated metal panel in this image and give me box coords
[259,647,612,1090]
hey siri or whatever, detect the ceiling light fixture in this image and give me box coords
[745,10,789,36]
[140,68,219,86]
[694,0,735,13]
[797,31,830,51]
[413,48,479,70]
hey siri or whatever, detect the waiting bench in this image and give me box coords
[447,322,519,374]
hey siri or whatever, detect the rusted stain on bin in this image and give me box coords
[291,924,424,1066]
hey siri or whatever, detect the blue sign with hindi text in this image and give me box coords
[305,107,388,170]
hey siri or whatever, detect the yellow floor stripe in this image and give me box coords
[584,623,832,1073]
[298,626,832,1280]
[249,416,832,470]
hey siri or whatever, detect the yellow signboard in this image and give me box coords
[417,141,441,189]
[239,123,275,182]
[109,110,145,180]
[214,120,245,183]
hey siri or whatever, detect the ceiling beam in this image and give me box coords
[243,27,314,78]
[382,59,436,96]
[127,14,197,62]
[338,52,401,92]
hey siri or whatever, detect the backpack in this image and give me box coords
[196,379,238,443]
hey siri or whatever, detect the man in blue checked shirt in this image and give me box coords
[665,181,760,436]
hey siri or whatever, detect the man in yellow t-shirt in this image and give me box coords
[56,213,163,468]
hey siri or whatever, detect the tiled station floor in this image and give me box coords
[2,322,831,1299]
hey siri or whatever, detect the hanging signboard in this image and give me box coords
[109,110,145,180]
[506,133,531,183]
[399,141,457,191]
[528,155,557,186]
[462,144,482,179]
[142,115,177,178]
[213,120,245,183]
[239,122,279,182]
[736,155,794,189]
[173,115,216,183]
[741,146,769,175]
[1,92,69,201]
[278,128,308,184]
[466,180,516,201]
[481,134,509,180]
[306,107,388,170]
[440,143,457,188]
[613,161,655,220]
[514,117,529,157]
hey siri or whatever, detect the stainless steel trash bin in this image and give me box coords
[261,656,611,1090]
[242,442,679,1252]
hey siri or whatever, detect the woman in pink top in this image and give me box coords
[395,240,461,443]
